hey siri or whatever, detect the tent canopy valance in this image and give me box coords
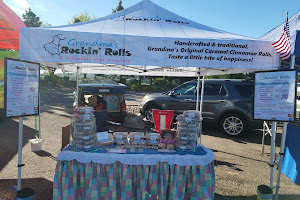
[19,0,279,76]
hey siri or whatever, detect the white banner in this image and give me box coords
[20,29,279,70]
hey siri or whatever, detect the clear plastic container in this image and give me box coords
[145,133,160,141]
[175,114,199,152]
[97,133,114,146]
[71,118,96,133]
[74,106,94,114]
[74,113,94,120]
[115,139,129,145]
[70,114,97,152]
[176,114,200,123]
[128,132,145,140]
[175,142,196,152]
[113,132,128,140]
[145,140,160,146]
[183,110,200,118]
[128,132,145,144]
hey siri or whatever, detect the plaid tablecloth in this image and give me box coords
[53,160,215,200]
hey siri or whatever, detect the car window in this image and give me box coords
[173,83,196,95]
[203,84,226,96]
[234,84,253,97]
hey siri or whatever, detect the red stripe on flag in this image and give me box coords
[272,30,291,61]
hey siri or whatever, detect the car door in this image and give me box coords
[195,83,228,120]
[166,82,197,114]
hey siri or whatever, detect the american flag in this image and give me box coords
[272,11,291,61]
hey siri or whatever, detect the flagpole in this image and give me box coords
[271,10,292,200]
[274,54,295,200]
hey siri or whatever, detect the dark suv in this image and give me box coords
[140,79,262,136]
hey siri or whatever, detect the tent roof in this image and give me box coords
[260,11,300,70]
[260,10,300,54]
[38,0,254,40]
[19,0,279,76]
[0,1,26,50]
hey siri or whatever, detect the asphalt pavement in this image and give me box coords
[0,84,299,199]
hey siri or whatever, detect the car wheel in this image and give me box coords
[145,105,159,122]
[220,113,247,136]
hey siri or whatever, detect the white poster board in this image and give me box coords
[4,58,40,117]
[254,70,297,122]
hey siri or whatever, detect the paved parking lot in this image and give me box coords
[0,85,299,199]
[0,105,299,199]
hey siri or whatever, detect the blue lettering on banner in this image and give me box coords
[68,39,118,48]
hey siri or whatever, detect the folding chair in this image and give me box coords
[152,109,174,133]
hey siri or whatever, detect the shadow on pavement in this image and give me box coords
[34,150,57,161]
[202,125,283,147]
[0,118,35,171]
[215,193,300,200]
[0,178,53,200]
[214,159,243,172]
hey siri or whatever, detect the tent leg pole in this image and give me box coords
[269,121,277,189]
[290,55,295,70]
[198,75,205,145]
[274,55,295,199]
[196,72,200,111]
[17,117,24,191]
[262,121,266,154]
[274,122,288,200]
[76,66,79,106]
[199,76,205,115]
[39,93,41,139]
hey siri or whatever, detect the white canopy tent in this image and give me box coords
[18,0,282,153]
[17,0,282,195]
[19,0,279,76]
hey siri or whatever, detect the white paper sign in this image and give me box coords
[254,70,297,122]
[5,58,40,117]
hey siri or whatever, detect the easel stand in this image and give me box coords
[17,117,24,191]
[269,121,277,189]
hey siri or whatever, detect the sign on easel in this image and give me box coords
[254,70,297,122]
[4,58,40,191]
[4,58,40,117]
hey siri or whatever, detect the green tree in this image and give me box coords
[68,11,95,24]
[112,0,124,13]
[41,21,52,27]
[22,7,42,27]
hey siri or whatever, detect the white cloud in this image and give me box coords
[10,6,25,15]
[12,0,30,10]
[35,4,47,12]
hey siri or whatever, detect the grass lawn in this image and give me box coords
[0,67,3,81]
[0,85,3,108]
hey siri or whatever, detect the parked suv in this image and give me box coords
[74,82,127,123]
[140,79,262,136]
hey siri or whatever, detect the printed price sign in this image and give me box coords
[254,70,297,122]
[4,58,40,117]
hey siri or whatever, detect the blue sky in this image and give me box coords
[3,0,300,38]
